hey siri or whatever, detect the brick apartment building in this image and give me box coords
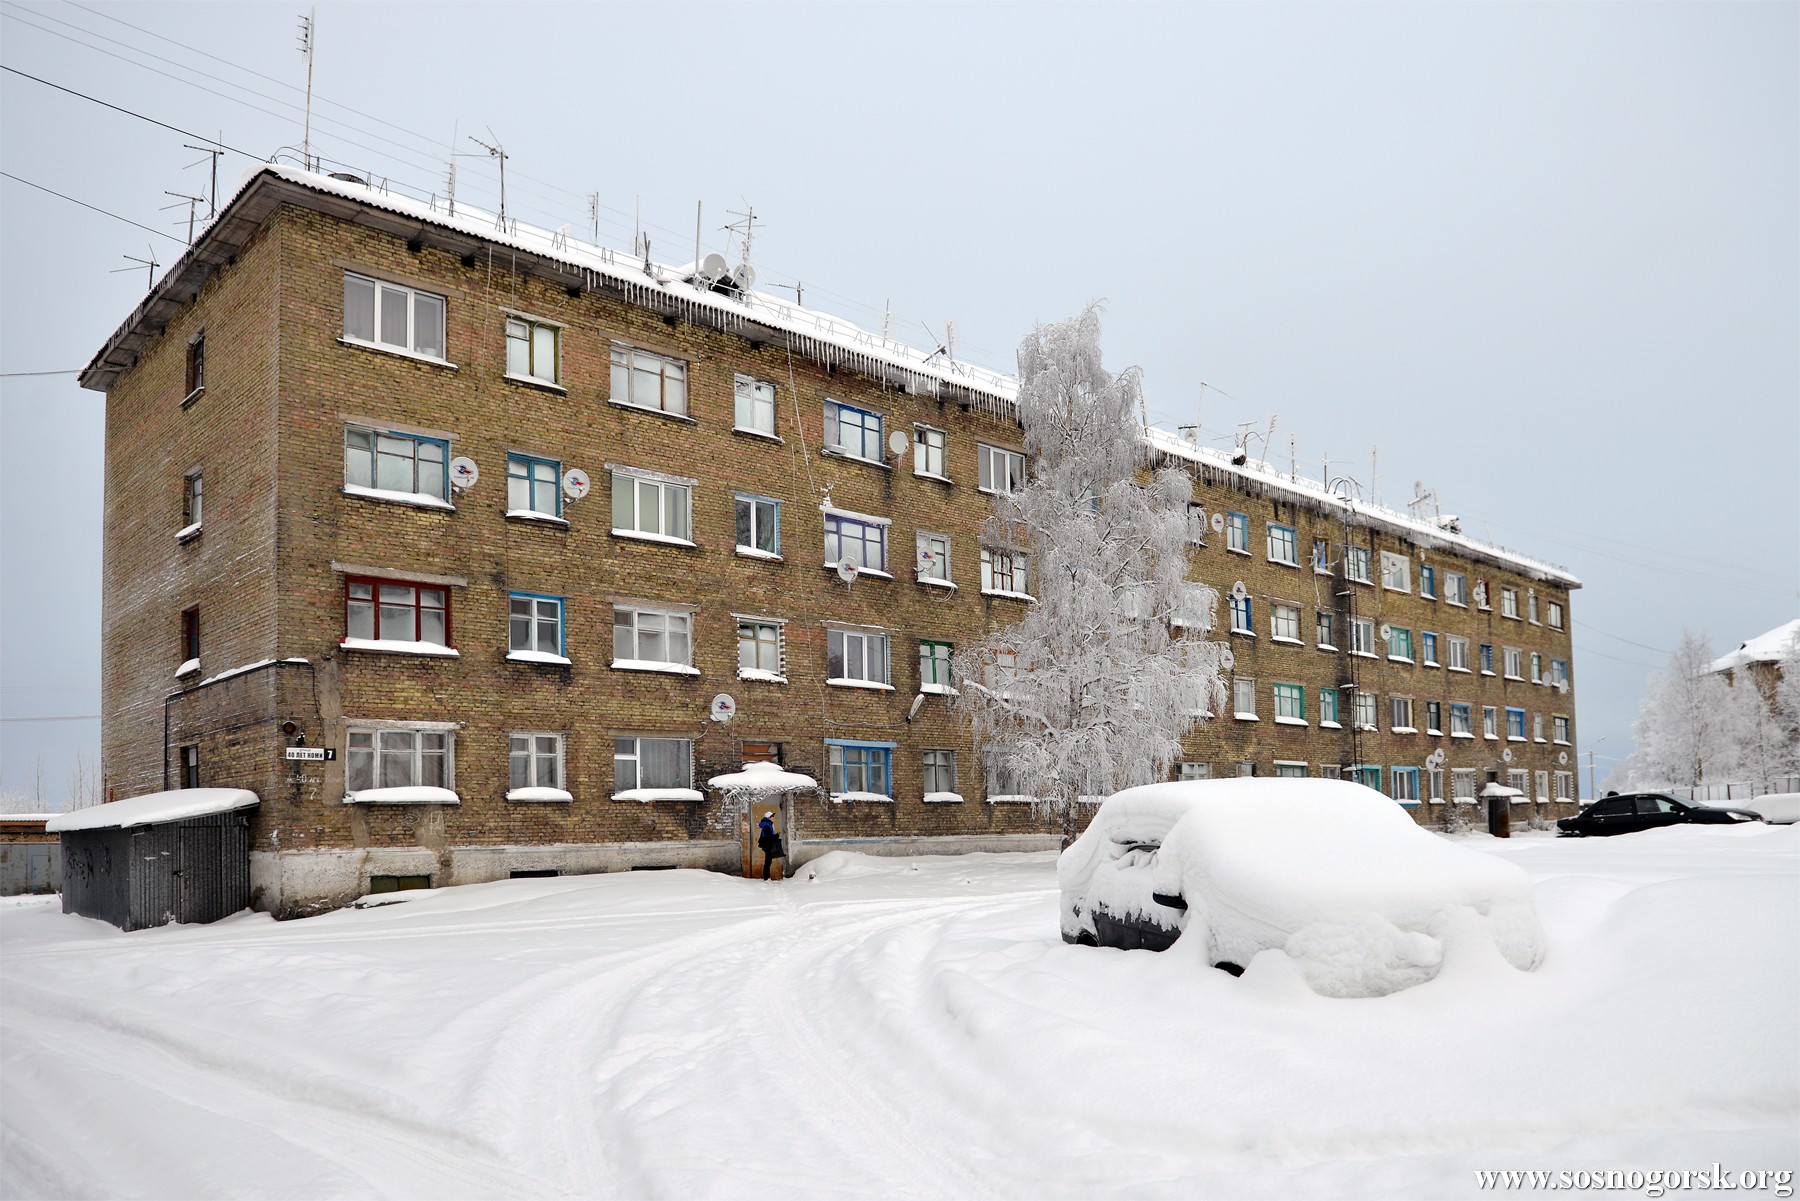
[80,164,1581,915]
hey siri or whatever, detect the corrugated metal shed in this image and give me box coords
[56,791,257,931]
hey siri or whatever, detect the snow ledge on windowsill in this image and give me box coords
[923,792,964,804]
[612,660,700,676]
[736,546,783,561]
[341,638,460,658]
[175,522,202,542]
[1319,720,1342,729]
[981,589,1035,602]
[830,791,894,804]
[505,509,568,527]
[606,398,696,424]
[821,564,893,580]
[1274,716,1308,727]
[1234,713,1260,722]
[506,787,573,803]
[507,650,571,666]
[732,426,782,443]
[738,668,787,684]
[1271,636,1304,646]
[827,678,894,692]
[337,336,457,371]
[986,795,1041,805]
[916,576,956,590]
[919,683,958,696]
[502,372,566,394]
[345,786,461,806]
[612,788,704,803]
[343,484,456,511]
[175,658,200,678]
[613,529,697,549]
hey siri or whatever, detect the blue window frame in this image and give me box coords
[1450,703,1473,735]
[1230,594,1253,633]
[825,400,883,461]
[1351,765,1382,791]
[1266,523,1297,565]
[1422,631,1439,665]
[1312,539,1330,572]
[508,591,565,657]
[824,510,887,572]
[507,452,561,517]
[1390,767,1420,805]
[1551,658,1569,687]
[344,425,450,501]
[825,738,894,797]
[1420,564,1437,599]
[1226,512,1250,554]
[1506,707,1527,740]
[1480,643,1495,673]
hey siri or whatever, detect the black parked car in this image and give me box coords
[1557,792,1766,836]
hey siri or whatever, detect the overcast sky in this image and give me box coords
[2,2,1795,806]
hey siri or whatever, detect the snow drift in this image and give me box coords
[1061,778,1545,997]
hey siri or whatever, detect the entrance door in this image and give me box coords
[741,795,790,881]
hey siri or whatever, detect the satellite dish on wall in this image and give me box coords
[888,429,910,457]
[835,558,859,584]
[561,468,591,501]
[1219,648,1235,670]
[449,457,479,491]
[1558,751,1569,765]
[1210,512,1225,533]
[1502,748,1514,763]
[1230,581,1247,601]
[709,694,737,723]
[1379,623,1393,641]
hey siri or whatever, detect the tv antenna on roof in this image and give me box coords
[183,141,223,220]
[1407,481,1441,523]
[468,130,508,226]
[112,245,160,291]
[297,9,315,171]
[162,190,206,245]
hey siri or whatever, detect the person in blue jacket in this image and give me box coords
[757,811,785,880]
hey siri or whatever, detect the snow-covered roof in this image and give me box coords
[80,162,1577,588]
[46,788,259,833]
[1709,618,1800,674]
[708,762,820,793]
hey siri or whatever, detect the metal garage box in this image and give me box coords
[48,789,259,931]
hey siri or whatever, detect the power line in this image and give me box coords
[1573,621,1669,656]
[0,714,101,723]
[0,64,261,158]
[0,171,187,244]
[0,369,81,378]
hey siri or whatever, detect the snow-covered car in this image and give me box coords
[1555,793,1767,837]
[1058,778,1545,997]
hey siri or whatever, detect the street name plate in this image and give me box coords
[283,747,335,761]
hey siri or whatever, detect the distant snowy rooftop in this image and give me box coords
[1709,618,1800,674]
[81,162,1577,586]
[46,788,259,834]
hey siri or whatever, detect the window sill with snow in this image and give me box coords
[342,485,455,512]
[341,638,460,658]
[612,788,704,803]
[344,786,461,806]
[506,787,573,803]
[611,660,700,676]
[507,650,571,666]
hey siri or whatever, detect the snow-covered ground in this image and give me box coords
[3,825,1795,1200]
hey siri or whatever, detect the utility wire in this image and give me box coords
[0,715,101,723]
[0,369,81,377]
[1573,621,1670,656]
[0,64,260,158]
[0,171,187,244]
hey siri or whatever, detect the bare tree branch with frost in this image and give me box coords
[952,306,1229,845]
[1613,628,1795,792]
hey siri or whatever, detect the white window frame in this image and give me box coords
[977,443,1027,495]
[343,271,446,361]
[1483,706,1500,740]
[1345,546,1372,584]
[1533,712,1546,742]
[1504,646,1525,680]
[737,617,785,681]
[824,508,889,575]
[611,469,694,544]
[734,375,777,437]
[1390,695,1415,733]
[1267,523,1298,566]
[826,400,884,463]
[612,605,695,672]
[504,314,562,386]
[1380,551,1411,592]
[1553,715,1571,744]
[1447,636,1471,672]
[1555,771,1575,801]
[914,424,948,480]
[1548,601,1564,630]
[181,469,203,532]
[923,748,957,796]
[1452,768,1478,803]
[1233,676,1258,720]
[1270,603,1301,642]
[509,731,566,794]
[735,493,781,558]
[1501,587,1520,619]
[613,736,693,794]
[828,626,892,688]
[346,726,454,795]
[610,343,689,416]
[1444,572,1469,607]
[1350,617,1376,657]
[1353,691,1378,731]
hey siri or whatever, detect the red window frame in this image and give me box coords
[343,575,452,646]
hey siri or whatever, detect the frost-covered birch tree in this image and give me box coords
[1615,629,1756,791]
[952,306,1229,844]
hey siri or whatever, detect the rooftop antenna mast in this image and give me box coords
[588,193,600,245]
[1407,481,1440,523]
[297,9,315,171]
[468,130,508,226]
[183,141,222,219]
[162,190,206,245]
[113,245,160,292]
[724,203,758,272]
